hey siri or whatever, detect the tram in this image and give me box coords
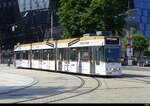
[14,35,122,76]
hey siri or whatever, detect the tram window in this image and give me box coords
[23,51,28,60]
[105,46,121,62]
[43,49,50,60]
[16,52,21,60]
[70,48,78,61]
[100,47,105,62]
[58,48,68,61]
[80,48,90,62]
[96,48,100,65]
[59,49,63,60]
[63,49,69,61]
[49,49,55,60]
[32,50,40,60]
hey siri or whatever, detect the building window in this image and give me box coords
[3,2,7,7]
[8,2,12,7]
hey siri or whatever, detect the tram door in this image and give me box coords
[31,50,42,69]
[64,48,69,72]
[39,50,43,69]
[90,48,96,74]
[78,47,91,74]
[27,51,31,68]
[58,49,63,71]
[29,50,32,68]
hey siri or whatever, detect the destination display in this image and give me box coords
[105,37,119,45]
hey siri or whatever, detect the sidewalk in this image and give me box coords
[0,71,38,94]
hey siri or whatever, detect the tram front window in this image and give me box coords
[105,46,120,62]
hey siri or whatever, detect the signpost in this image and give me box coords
[126,28,134,66]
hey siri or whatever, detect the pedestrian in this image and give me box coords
[7,57,11,67]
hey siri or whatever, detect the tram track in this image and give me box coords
[0,66,102,104]
[47,77,102,103]
[14,75,101,103]
[12,74,85,104]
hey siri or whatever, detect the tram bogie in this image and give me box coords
[14,36,122,76]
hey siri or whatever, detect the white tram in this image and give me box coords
[14,36,122,76]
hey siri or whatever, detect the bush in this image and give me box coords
[144,50,150,56]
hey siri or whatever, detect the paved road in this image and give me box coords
[0,71,37,95]
[123,66,150,72]
[0,64,150,103]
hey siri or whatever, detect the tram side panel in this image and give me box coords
[66,47,91,75]
[21,51,30,68]
[42,49,52,70]
[15,51,30,68]
[15,51,22,68]
[49,49,56,71]
[78,47,91,74]
[95,47,107,75]
[31,50,42,69]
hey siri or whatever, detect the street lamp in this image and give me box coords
[125,0,136,66]
[12,25,18,32]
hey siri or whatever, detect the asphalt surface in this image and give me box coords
[0,64,150,103]
[123,66,150,72]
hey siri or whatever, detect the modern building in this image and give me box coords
[15,0,61,43]
[18,0,49,12]
[0,0,61,50]
[134,0,150,40]
[0,0,20,49]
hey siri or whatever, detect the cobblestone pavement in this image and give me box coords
[0,64,150,103]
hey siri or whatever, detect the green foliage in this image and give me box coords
[133,33,149,52]
[57,0,128,38]
[144,50,150,56]
[121,36,127,50]
[121,33,150,58]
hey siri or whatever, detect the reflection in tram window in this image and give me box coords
[49,49,55,60]
[43,49,50,60]
[80,48,90,62]
[105,46,120,62]
[100,47,105,62]
[59,49,69,61]
[64,49,69,61]
[32,50,40,60]
[16,52,21,60]
[96,48,100,65]
[70,48,78,61]
[23,51,29,60]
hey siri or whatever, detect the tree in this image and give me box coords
[57,0,128,38]
[133,33,149,59]
[122,33,149,59]
[144,50,150,56]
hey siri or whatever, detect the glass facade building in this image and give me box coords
[18,0,49,12]
[134,0,150,40]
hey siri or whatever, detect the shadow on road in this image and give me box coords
[0,86,67,100]
[120,74,150,78]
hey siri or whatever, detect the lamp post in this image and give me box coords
[48,0,54,41]
[126,0,135,66]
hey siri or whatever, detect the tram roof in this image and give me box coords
[15,36,106,47]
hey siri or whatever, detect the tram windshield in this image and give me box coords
[105,46,120,62]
